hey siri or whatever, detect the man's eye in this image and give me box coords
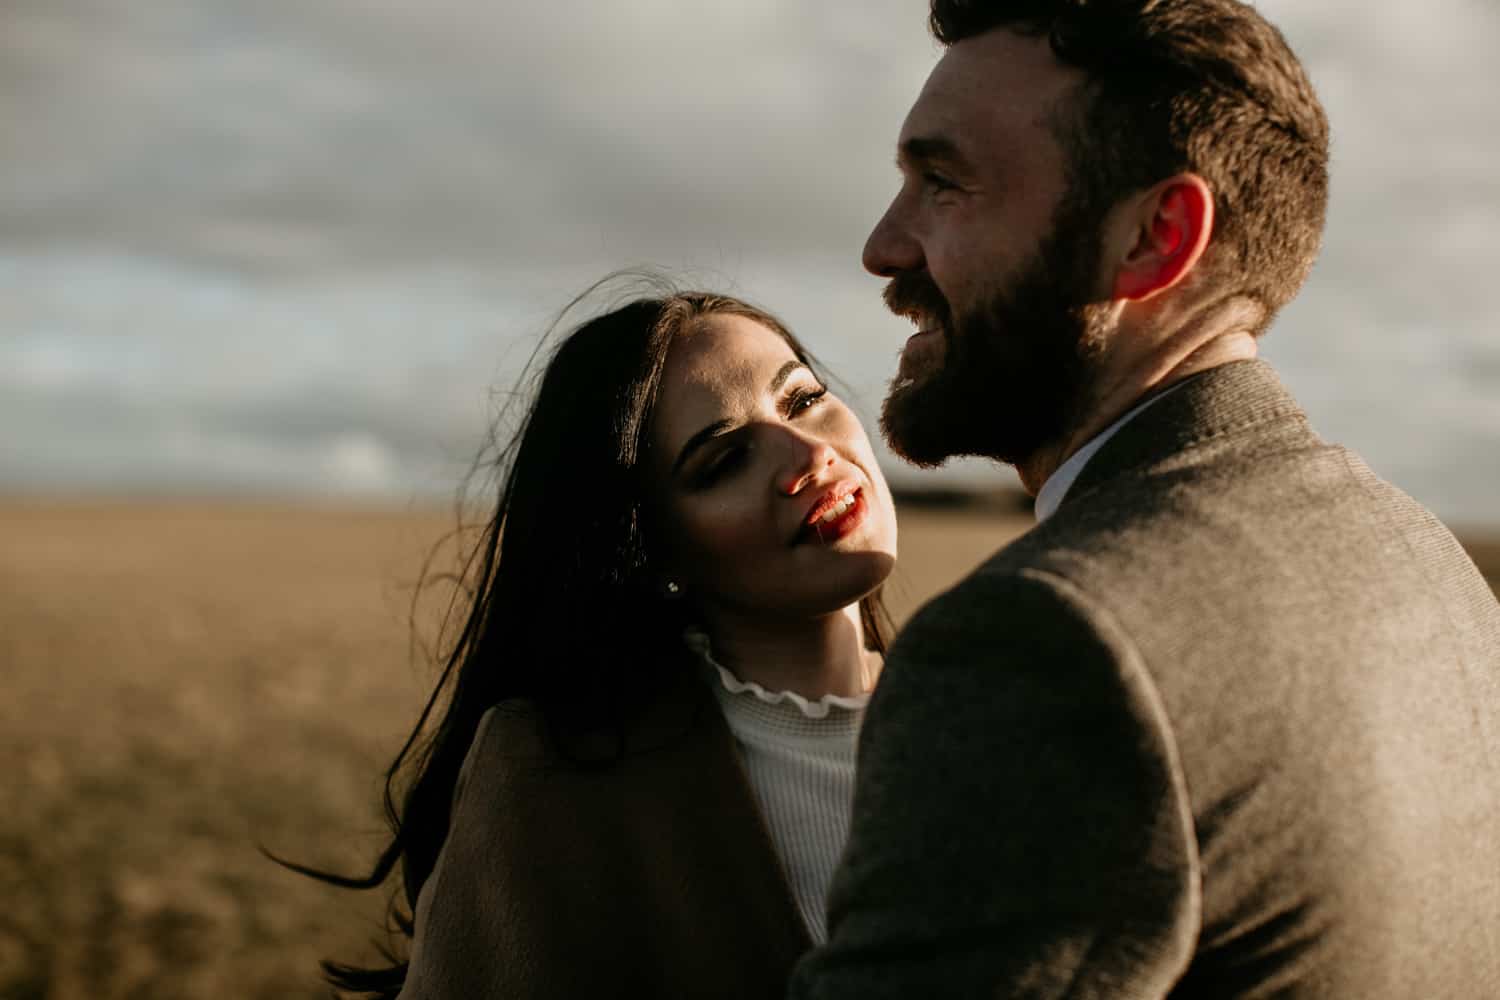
[923,172,958,193]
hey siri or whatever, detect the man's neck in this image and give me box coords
[698,603,879,701]
[1018,318,1261,496]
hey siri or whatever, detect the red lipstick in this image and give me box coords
[799,485,867,544]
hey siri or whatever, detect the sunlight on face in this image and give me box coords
[649,314,897,624]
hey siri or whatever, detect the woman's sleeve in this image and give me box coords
[398,708,543,999]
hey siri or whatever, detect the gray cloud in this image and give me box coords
[0,0,936,272]
[2,0,1498,521]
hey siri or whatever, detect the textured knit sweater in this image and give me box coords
[685,631,868,944]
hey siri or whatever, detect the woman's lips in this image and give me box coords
[799,487,868,545]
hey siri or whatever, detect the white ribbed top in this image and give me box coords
[685,631,867,944]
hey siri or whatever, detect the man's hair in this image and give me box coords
[930,0,1330,328]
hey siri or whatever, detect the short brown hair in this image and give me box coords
[930,0,1330,328]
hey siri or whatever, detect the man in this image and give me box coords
[789,2,1500,997]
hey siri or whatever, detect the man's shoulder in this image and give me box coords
[892,550,1130,678]
[926,501,1156,613]
[985,428,1380,600]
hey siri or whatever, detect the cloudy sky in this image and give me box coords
[3,0,1497,522]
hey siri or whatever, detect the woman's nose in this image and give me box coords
[777,432,837,496]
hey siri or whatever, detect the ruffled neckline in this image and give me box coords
[683,629,872,720]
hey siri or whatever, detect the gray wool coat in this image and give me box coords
[790,360,1500,998]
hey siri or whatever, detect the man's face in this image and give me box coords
[864,29,1111,469]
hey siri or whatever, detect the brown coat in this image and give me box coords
[399,672,811,999]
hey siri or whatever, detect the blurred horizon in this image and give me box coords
[4,0,1498,524]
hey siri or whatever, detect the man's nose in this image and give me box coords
[863,197,923,277]
[776,431,838,496]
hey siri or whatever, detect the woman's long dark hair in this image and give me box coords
[281,279,890,997]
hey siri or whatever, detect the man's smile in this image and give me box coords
[897,325,946,382]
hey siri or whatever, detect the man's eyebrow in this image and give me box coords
[897,135,970,172]
[671,360,809,476]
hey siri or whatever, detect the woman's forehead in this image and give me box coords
[662,315,799,395]
[653,315,803,441]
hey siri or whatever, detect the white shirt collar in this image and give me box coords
[1033,385,1181,523]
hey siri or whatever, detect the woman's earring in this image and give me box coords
[665,580,682,596]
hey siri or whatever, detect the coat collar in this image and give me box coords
[1056,360,1311,516]
[1035,384,1183,522]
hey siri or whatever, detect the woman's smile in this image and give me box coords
[797,485,869,545]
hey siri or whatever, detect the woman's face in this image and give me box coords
[649,313,898,622]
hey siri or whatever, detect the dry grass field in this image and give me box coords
[1,499,1495,999]
[0,499,1031,999]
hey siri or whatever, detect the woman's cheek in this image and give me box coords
[822,405,869,450]
[684,500,766,564]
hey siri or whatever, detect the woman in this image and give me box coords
[306,284,898,998]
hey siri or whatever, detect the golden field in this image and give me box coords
[1,500,1495,999]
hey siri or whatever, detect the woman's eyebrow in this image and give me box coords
[671,361,809,476]
[768,359,804,394]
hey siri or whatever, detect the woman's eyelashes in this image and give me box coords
[786,383,828,416]
[695,441,747,487]
[690,383,830,489]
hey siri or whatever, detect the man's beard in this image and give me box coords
[879,205,1109,470]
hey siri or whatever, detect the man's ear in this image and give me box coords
[1111,174,1215,302]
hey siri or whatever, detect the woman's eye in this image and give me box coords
[788,386,828,415]
[696,444,747,487]
[690,385,827,489]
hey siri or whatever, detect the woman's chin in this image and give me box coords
[795,554,897,615]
